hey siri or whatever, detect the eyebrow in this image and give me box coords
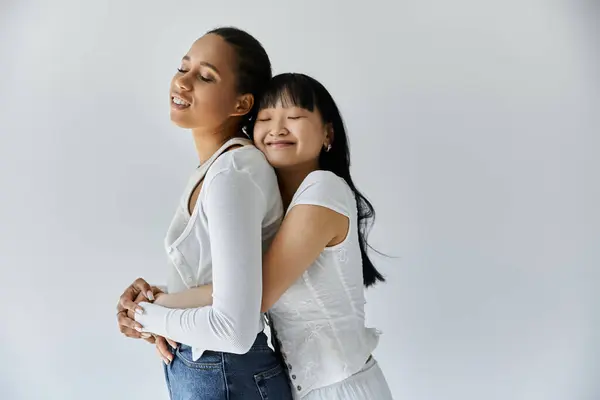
[182,56,220,74]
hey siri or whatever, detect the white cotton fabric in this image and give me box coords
[268,170,391,398]
[136,138,283,360]
[300,357,393,400]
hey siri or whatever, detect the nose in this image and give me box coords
[174,74,192,91]
[269,121,289,137]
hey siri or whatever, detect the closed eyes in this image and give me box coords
[176,68,214,83]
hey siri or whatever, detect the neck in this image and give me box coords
[191,119,242,164]
[276,161,320,209]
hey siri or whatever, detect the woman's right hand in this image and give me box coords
[116,277,163,341]
[128,290,179,364]
[155,335,178,365]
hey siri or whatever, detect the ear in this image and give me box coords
[325,123,334,144]
[231,94,254,117]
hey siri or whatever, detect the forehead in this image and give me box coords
[258,103,323,120]
[259,103,305,110]
[185,34,237,75]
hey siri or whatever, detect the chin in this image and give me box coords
[170,114,194,129]
[264,155,297,169]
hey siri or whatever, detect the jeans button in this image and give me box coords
[297,385,302,391]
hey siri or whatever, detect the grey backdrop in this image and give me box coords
[0,0,598,399]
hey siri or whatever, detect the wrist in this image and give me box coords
[154,292,168,306]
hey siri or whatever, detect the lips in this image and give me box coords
[171,94,191,109]
[267,141,295,149]
[267,141,295,146]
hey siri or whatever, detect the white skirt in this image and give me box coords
[299,357,393,400]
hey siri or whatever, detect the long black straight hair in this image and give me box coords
[256,73,385,287]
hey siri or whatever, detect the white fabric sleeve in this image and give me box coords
[135,168,265,354]
[288,170,352,217]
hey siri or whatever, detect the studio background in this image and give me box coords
[0,1,598,399]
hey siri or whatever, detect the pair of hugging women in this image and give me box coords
[115,26,393,400]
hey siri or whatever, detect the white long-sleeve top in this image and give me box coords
[135,138,283,360]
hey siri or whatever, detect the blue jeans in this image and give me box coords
[163,332,292,400]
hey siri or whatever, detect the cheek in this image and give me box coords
[191,88,233,121]
[296,127,323,155]
[252,126,267,148]
[193,88,220,109]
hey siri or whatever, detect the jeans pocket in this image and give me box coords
[254,363,292,400]
[175,347,222,369]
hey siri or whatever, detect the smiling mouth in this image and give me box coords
[171,96,191,108]
[268,141,295,147]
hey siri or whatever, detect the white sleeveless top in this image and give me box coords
[135,138,283,360]
[268,170,381,398]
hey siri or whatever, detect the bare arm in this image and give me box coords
[260,204,347,311]
[154,285,214,309]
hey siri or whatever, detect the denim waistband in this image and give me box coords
[178,331,273,354]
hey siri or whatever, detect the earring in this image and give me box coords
[325,144,332,152]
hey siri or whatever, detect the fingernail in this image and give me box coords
[135,307,143,315]
[135,326,143,332]
[147,291,155,301]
